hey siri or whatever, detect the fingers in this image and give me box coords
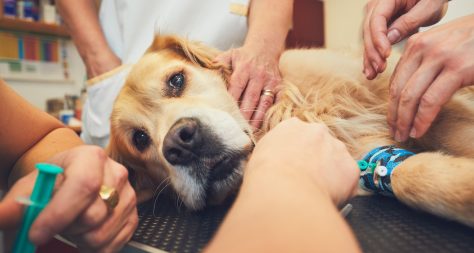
[411,71,462,138]
[395,62,441,141]
[97,210,138,253]
[363,2,385,79]
[369,0,396,58]
[30,147,106,245]
[102,158,129,191]
[388,0,444,43]
[64,158,135,251]
[64,197,108,235]
[387,45,422,140]
[240,72,264,121]
[228,62,250,103]
[250,90,275,129]
[80,184,137,250]
[62,158,129,235]
[224,47,281,128]
[0,172,36,229]
[0,198,24,229]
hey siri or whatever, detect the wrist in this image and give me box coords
[244,40,284,60]
[84,50,121,78]
[243,162,332,203]
[244,32,286,60]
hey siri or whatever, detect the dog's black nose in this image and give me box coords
[163,118,202,165]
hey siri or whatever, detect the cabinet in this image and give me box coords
[0,1,69,37]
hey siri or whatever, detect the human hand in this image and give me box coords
[86,51,121,79]
[388,14,474,142]
[215,43,282,130]
[0,146,138,253]
[247,118,359,206]
[363,0,447,79]
[0,171,36,229]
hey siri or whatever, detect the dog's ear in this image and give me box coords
[148,35,232,83]
[148,35,221,68]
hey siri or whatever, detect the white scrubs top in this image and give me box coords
[82,0,250,147]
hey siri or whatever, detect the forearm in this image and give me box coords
[56,0,120,77]
[0,81,59,188]
[246,0,293,56]
[8,128,83,187]
[205,168,361,253]
[0,80,83,188]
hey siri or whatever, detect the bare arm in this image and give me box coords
[246,0,293,58]
[204,118,361,253]
[205,169,360,253]
[0,80,137,252]
[0,80,83,188]
[56,0,120,78]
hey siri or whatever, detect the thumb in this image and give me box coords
[388,1,445,44]
[0,198,24,229]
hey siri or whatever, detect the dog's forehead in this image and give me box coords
[131,50,183,80]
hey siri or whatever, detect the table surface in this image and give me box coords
[126,195,474,253]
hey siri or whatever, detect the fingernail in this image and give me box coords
[387,29,401,44]
[394,131,402,142]
[409,128,417,138]
[371,61,379,72]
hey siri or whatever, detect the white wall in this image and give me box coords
[324,0,474,50]
[324,0,367,50]
[5,40,86,111]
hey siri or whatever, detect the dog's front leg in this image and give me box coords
[392,152,474,227]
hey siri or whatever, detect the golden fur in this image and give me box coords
[109,35,474,226]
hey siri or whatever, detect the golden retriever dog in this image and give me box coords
[108,35,474,227]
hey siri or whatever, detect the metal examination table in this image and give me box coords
[122,196,474,253]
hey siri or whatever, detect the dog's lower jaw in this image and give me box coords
[171,160,245,210]
[206,163,245,206]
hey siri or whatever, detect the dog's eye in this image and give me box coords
[132,129,151,152]
[168,72,185,89]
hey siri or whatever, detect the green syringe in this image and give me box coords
[12,163,63,253]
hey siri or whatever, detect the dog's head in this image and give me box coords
[108,35,254,210]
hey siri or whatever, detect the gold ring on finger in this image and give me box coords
[261,89,275,99]
[99,185,120,210]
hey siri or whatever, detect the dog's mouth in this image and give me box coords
[209,153,245,181]
[159,115,254,210]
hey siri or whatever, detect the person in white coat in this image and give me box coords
[57,0,294,147]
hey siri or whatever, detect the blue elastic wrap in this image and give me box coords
[359,145,415,196]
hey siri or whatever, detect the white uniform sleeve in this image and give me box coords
[81,65,132,147]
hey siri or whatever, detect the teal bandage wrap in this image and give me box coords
[358,146,415,196]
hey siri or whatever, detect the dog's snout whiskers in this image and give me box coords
[153,177,171,217]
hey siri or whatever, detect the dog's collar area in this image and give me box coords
[358,145,415,196]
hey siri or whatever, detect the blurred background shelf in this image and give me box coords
[1,74,75,84]
[0,17,69,37]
